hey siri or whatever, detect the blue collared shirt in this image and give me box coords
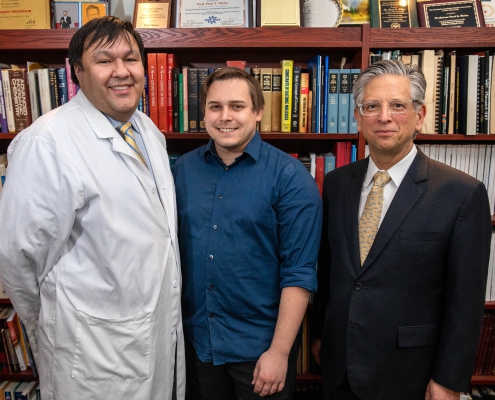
[173,131,322,365]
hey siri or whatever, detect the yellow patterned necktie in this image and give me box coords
[117,122,148,169]
[358,171,391,266]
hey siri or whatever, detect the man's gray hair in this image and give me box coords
[352,60,426,113]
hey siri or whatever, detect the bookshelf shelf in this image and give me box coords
[415,134,495,142]
[0,368,37,381]
[471,375,495,385]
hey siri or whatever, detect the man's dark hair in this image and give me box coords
[68,16,145,86]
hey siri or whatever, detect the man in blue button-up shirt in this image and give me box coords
[173,67,322,399]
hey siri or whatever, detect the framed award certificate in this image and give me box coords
[174,0,250,28]
[417,0,485,27]
[133,0,172,29]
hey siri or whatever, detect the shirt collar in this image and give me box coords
[364,145,417,188]
[202,131,261,163]
[105,114,139,134]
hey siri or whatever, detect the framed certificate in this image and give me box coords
[417,0,485,27]
[174,0,249,28]
[375,0,419,27]
[303,0,344,27]
[133,0,172,28]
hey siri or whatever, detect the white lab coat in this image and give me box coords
[0,91,185,399]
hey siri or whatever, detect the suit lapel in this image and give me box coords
[359,149,429,275]
[345,159,369,273]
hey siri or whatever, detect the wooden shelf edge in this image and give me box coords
[415,134,495,141]
[163,133,359,140]
[0,369,37,381]
[485,301,495,309]
[471,374,495,385]
[296,373,321,384]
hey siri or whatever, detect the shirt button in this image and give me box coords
[224,167,229,171]
[354,283,362,291]
[209,312,215,318]
[218,195,223,199]
[173,281,178,288]
[208,284,214,290]
[213,225,218,229]
[151,186,156,194]
[171,326,176,334]
[209,255,214,260]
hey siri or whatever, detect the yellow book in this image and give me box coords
[280,60,293,133]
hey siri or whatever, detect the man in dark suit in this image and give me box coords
[312,60,492,400]
[60,11,71,29]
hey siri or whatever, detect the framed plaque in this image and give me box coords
[174,0,249,28]
[303,0,344,27]
[371,0,419,26]
[417,0,485,27]
[133,0,172,28]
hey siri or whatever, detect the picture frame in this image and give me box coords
[174,0,249,28]
[53,2,80,29]
[133,0,172,28]
[79,1,109,27]
[370,0,419,27]
[303,0,344,27]
[417,0,485,27]
[339,0,371,25]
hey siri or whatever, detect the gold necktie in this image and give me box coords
[117,122,148,168]
[358,171,391,266]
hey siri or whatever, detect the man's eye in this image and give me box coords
[391,102,406,109]
[365,103,379,111]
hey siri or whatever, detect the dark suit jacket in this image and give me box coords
[60,16,71,29]
[313,149,492,400]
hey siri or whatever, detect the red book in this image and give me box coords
[166,53,177,132]
[315,155,324,197]
[157,53,168,132]
[147,53,158,126]
[332,141,352,168]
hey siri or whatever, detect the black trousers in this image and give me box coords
[185,334,301,400]
[323,372,361,400]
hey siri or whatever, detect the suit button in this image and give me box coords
[354,283,362,290]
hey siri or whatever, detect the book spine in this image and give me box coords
[349,69,360,134]
[290,66,301,132]
[337,69,350,134]
[188,67,198,133]
[299,72,309,133]
[27,70,40,123]
[323,56,329,133]
[147,53,158,126]
[178,73,184,133]
[157,53,168,132]
[56,67,68,106]
[166,53,177,132]
[48,68,59,110]
[172,68,180,132]
[2,329,19,372]
[1,69,16,133]
[260,68,272,132]
[197,68,208,132]
[65,57,77,101]
[0,70,8,133]
[271,68,282,132]
[8,69,32,133]
[280,60,293,133]
[309,66,318,132]
[182,67,189,133]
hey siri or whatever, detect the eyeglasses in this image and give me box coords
[357,99,418,117]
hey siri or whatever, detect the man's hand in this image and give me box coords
[311,339,321,366]
[425,379,460,400]
[252,348,288,397]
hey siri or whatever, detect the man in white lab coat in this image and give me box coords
[0,17,184,399]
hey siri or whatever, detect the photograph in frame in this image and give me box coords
[79,2,109,27]
[53,2,80,29]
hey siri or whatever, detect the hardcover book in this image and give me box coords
[271,68,282,132]
[157,53,168,132]
[260,68,273,132]
[291,66,302,132]
[8,69,32,133]
[337,69,351,134]
[280,60,294,132]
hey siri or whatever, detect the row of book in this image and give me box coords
[0,60,78,134]
[474,311,495,377]
[371,49,495,135]
[415,144,495,217]
[0,380,39,400]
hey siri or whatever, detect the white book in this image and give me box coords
[1,69,15,133]
[469,145,479,178]
[445,143,454,167]
[429,144,438,161]
[465,55,479,135]
[309,152,316,179]
[487,145,495,213]
[27,69,40,122]
[437,144,447,164]
[422,143,431,157]
[451,145,459,170]
[419,50,436,134]
[37,68,52,115]
[477,145,487,183]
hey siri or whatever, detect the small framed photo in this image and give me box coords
[79,1,109,27]
[53,2,80,29]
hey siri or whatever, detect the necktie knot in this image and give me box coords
[116,122,148,169]
[373,171,391,188]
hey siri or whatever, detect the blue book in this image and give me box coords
[307,55,322,133]
[351,144,357,162]
[337,69,351,133]
[327,69,339,133]
[323,56,329,133]
[323,151,335,175]
[56,68,69,106]
[349,69,361,134]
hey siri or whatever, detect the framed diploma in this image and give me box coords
[174,0,250,28]
[133,0,172,29]
[417,0,485,27]
[303,0,344,27]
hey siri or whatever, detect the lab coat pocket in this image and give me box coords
[72,310,151,380]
